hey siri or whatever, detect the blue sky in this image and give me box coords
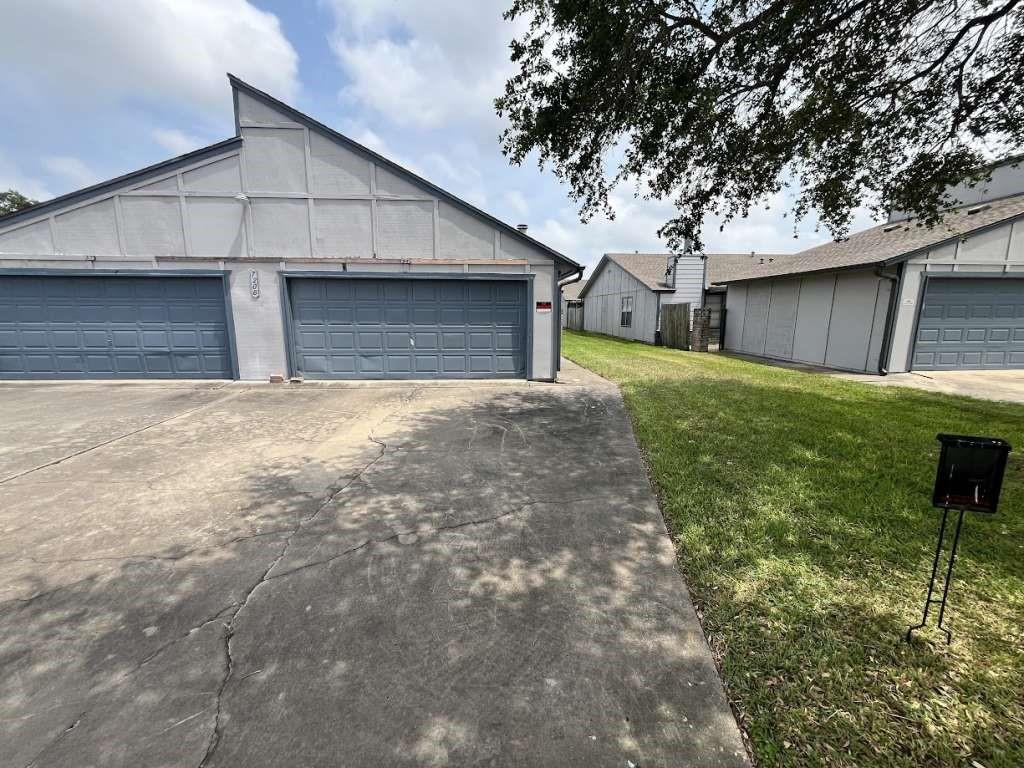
[0,0,875,273]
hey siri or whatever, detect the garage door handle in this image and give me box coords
[409,335,415,348]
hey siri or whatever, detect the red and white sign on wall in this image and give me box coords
[536,301,552,313]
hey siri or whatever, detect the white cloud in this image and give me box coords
[0,0,299,114]
[503,190,530,218]
[152,129,206,156]
[0,155,52,202]
[41,156,99,189]
[324,1,521,130]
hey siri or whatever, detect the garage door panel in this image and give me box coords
[290,277,526,379]
[56,355,86,372]
[0,275,233,379]
[913,278,1024,370]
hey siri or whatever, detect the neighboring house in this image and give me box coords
[560,278,585,330]
[578,252,704,343]
[574,251,785,346]
[719,156,1024,372]
[0,76,580,382]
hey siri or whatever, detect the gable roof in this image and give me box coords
[228,75,581,275]
[590,252,678,293]
[578,251,789,297]
[717,193,1024,283]
[0,137,243,229]
[561,279,586,300]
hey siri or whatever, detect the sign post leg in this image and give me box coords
[934,508,966,644]
[906,508,966,644]
[906,507,950,643]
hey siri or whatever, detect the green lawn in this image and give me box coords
[562,330,1023,768]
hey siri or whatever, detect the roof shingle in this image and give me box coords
[717,193,1024,283]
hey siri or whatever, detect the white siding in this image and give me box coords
[664,255,705,308]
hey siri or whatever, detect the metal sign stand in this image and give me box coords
[906,507,966,644]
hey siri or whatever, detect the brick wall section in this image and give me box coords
[690,307,712,352]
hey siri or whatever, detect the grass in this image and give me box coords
[562,330,1024,768]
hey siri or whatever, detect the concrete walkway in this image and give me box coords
[836,368,1024,404]
[0,361,748,767]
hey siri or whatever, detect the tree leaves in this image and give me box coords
[496,0,1024,250]
[0,189,38,217]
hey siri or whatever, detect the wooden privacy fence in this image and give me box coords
[661,303,690,349]
[565,302,584,331]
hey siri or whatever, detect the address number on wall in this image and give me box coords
[249,270,260,299]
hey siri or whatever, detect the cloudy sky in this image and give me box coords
[0,0,877,273]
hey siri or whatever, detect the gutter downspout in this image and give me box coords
[875,263,902,375]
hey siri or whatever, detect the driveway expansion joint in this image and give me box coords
[0,390,243,486]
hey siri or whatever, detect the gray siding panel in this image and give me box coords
[764,279,799,358]
[824,271,882,371]
[791,274,835,364]
[723,284,746,350]
[582,260,659,343]
[740,283,770,354]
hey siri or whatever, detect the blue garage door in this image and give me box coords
[912,278,1024,370]
[289,277,527,379]
[0,275,233,379]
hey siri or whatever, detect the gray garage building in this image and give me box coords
[720,162,1024,372]
[0,76,580,381]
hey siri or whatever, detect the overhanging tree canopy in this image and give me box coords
[496,0,1024,250]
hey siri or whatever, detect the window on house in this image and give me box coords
[620,296,633,328]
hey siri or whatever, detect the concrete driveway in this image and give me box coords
[0,362,747,768]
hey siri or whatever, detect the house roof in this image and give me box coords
[705,252,790,285]
[577,252,789,298]
[561,279,586,300]
[600,252,678,292]
[228,75,582,276]
[0,137,243,229]
[717,193,1024,283]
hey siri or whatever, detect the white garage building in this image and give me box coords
[0,76,581,381]
[721,160,1024,373]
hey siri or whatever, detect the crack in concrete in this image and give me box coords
[196,388,420,767]
[0,390,240,486]
[23,711,85,768]
[264,496,606,583]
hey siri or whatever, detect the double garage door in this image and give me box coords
[913,277,1024,370]
[288,277,528,379]
[0,274,233,379]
